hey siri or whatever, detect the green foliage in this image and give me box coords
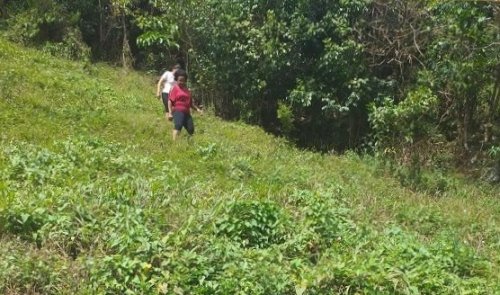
[229,156,255,180]
[2,0,90,60]
[196,142,218,160]
[180,0,372,150]
[1,206,48,241]
[136,16,179,49]
[0,241,79,294]
[488,145,500,161]
[88,254,157,294]
[420,2,499,156]
[40,29,90,61]
[277,102,294,135]
[0,37,499,294]
[397,166,455,196]
[215,200,290,249]
[370,86,439,146]
[2,0,499,160]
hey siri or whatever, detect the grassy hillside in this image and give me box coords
[1,38,499,294]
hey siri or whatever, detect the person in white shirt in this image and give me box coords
[156,64,181,121]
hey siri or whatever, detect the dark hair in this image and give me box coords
[174,69,188,81]
[173,64,181,70]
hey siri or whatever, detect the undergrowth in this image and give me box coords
[0,37,499,294]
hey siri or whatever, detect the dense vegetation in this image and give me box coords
[1,36,500,294]
[1,1,500,293]
[1,1,499,178]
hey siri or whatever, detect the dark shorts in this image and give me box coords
[172,111,194,135]
[161,92,169,112]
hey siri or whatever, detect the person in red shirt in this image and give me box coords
[168,69,203,140]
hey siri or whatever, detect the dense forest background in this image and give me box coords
[1,0,499,181]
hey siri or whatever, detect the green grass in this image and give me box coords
[1,38,499,294]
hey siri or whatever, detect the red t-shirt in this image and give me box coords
[169,84,192,114]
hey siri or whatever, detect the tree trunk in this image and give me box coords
[462,94,476,152]
[260,94,278,132]
[0,0,6,17]
[121,13,133,69]
[486,65,500,142]
[456,96,468,153]
[98,0,104,48]
[485,6,500,142]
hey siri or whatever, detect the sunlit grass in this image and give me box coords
[1,37,499,294]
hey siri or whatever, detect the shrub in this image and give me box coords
[369,86,439,147]
[215,200,290,248]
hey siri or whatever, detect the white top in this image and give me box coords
[160,71,176,93]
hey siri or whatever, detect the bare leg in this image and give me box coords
[172,129,180,141]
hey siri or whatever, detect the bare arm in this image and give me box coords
[156,77,165,97]
[168,99,173,116]
[191,98,203,113]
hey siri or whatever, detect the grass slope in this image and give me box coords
[1,38,499,294]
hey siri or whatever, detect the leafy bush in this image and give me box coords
[215,200,290,248]
[302,226,494,294]
[294,189,353,249]
[369,86,439,147]
[197,142,218,160]
[41,29,90,61]
[277,102,295,135]
[87,254,157,294]
[2,2,90,61]
[1,206,48,241]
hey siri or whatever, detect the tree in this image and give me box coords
[109,0,135,68]
[425,1,499,153]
